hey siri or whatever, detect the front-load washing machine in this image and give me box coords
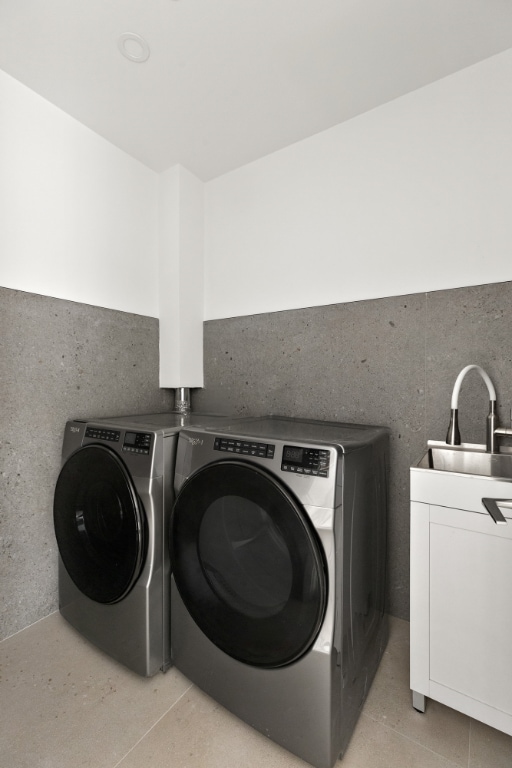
[53,411,229,677]
[169,416,389,768]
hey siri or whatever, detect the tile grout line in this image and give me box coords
[0,608,60,644]
[361,712,465,768]
[111,681,194,768]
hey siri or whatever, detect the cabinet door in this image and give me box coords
[429,505,512,715]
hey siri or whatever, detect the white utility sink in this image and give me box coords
[410,441,512,738]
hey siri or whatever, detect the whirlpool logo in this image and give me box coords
[186,436,204,446]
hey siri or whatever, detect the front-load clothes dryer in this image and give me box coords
[170,416,390,768]
[53,411,229,677]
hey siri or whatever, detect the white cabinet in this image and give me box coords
[410,462,512,735]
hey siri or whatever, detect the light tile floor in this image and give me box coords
[1,613,512,768]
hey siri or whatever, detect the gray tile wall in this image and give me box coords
[3,281,511,637]
[194,281,512,620]
[0,287,173,640]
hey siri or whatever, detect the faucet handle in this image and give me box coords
[487,401,498,453]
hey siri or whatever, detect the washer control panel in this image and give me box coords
[85,427,120,442]
[84,425,152,455]
[122,431,152,455]
[214,436,275,459]
[281,445,330,478]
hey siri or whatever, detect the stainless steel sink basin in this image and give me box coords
[416,446,512,480]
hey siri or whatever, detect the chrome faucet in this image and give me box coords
[446,365,498,453]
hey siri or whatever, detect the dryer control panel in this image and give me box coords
[85,427,120,442]
[214,436,275,459]
[281,445,330,478]
[122,431,152,455]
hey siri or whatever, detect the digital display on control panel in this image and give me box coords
[124,432,137,446]
[283,446,304,463]
[282,445,330,478]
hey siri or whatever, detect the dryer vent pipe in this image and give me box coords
[174,387,191,414]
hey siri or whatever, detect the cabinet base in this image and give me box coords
[412,690,426,713]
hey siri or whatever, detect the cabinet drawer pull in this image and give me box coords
[482,498,510,525]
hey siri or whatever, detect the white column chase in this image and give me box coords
[158,165,204,389]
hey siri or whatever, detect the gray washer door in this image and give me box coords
[54,444,146,604]
[170,460,327,668]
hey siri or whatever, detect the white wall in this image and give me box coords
[4,47,512,326]
[0,69,159,317]
[204,49,512,320]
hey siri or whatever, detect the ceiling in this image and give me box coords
[2,0,512,181]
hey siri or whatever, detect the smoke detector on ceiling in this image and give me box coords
[118,33,150,63]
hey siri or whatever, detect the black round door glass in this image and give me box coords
[198,495,294,619]
[54,445,146,604]
[171,461,327,668]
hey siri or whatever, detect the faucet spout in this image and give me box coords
[449,365,496,409]
[446,365,498,453]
